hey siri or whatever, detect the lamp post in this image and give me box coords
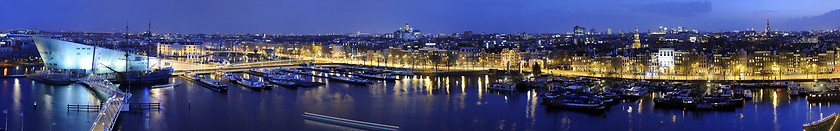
[18,113,22,131]
[3,110,6,130]
[49,123,55,131]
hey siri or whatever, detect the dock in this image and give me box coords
[78,75,131,131]
[804,113,840,131]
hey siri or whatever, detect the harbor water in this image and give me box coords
[1,66,839,131]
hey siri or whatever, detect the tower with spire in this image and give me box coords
[632,25,641,48]
[765,19,770,36]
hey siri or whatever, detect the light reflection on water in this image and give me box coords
[4,73,840,130]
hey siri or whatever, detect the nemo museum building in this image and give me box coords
[32,36,164,79]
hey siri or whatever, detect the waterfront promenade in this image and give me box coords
[281,55,838,81]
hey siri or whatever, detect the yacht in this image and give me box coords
[199,78,228,91]
[328,75,372,84]
[807,91,840,102]
[487,82,517,92]
[237,79,271,89]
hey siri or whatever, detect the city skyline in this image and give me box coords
[6,1,840,131]
[2,0,840,34]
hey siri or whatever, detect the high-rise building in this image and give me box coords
[589,27,596,34]
[607,28,612,35]
[395,23,421,40]
[574,26,585,36]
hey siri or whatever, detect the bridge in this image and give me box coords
[79,75,131,131]
[804,113,840,131]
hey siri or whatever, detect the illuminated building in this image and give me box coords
[573,26,585,36]
[765,19,770,36]
[33,37,159,75]
[632,26,641,48]
[156,41,205,57]
[395,23,422,40]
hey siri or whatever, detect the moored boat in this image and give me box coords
[328,75,372,84]
[118,67,173,84]
[487,82,516,92]
[789,85,804,96]
[268,79,296,87]
[199,77,228,91]
[182,72,201,80]
[807,91,840,102]
[654,96,697,108]
[743,89,753,99]
[236,78,272,89]
[620,85,648,99]
[544,98,607,110]
[25,70,74,85]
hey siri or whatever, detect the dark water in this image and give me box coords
[1,67,840,131]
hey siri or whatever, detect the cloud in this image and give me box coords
[635,1,712,17]
[781,9,840,30]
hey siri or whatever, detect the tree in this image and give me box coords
[533,63,542,75]
[429,55,441,70]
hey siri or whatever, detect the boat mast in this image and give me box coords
[125,21,130,73]
[91,46,97,75]
[147,17,151,70]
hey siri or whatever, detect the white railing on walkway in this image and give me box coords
[79,75,130,131]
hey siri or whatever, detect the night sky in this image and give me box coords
[2,0,839,34]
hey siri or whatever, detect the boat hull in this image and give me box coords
[544,98,606,110]
[25,74,74,85]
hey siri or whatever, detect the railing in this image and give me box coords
[79,75,130,131]
[804,113,839,131]
[67,104,102,111]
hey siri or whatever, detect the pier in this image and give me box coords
[78,75,131,131]
[804,113,840,131]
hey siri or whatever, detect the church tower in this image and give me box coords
[765,19,770,36]
[632,25,641,48]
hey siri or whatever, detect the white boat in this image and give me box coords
[621,86,648,98]
[237,79,270,89]
[268,79,296,86]
[487,82,516,91]
[151,81,181,88]
[329,75,372,84]
[744,89,753,98]
[789,85,802,96]
[308,66,331,72]
[250,68,270,74]
[183,72,201,80]
[199,78,228,90]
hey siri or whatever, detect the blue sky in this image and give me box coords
[1,0,838,34]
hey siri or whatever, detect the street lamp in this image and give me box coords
[3,110,6,130]
[49,123,56,131]
[18,113,22,131]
